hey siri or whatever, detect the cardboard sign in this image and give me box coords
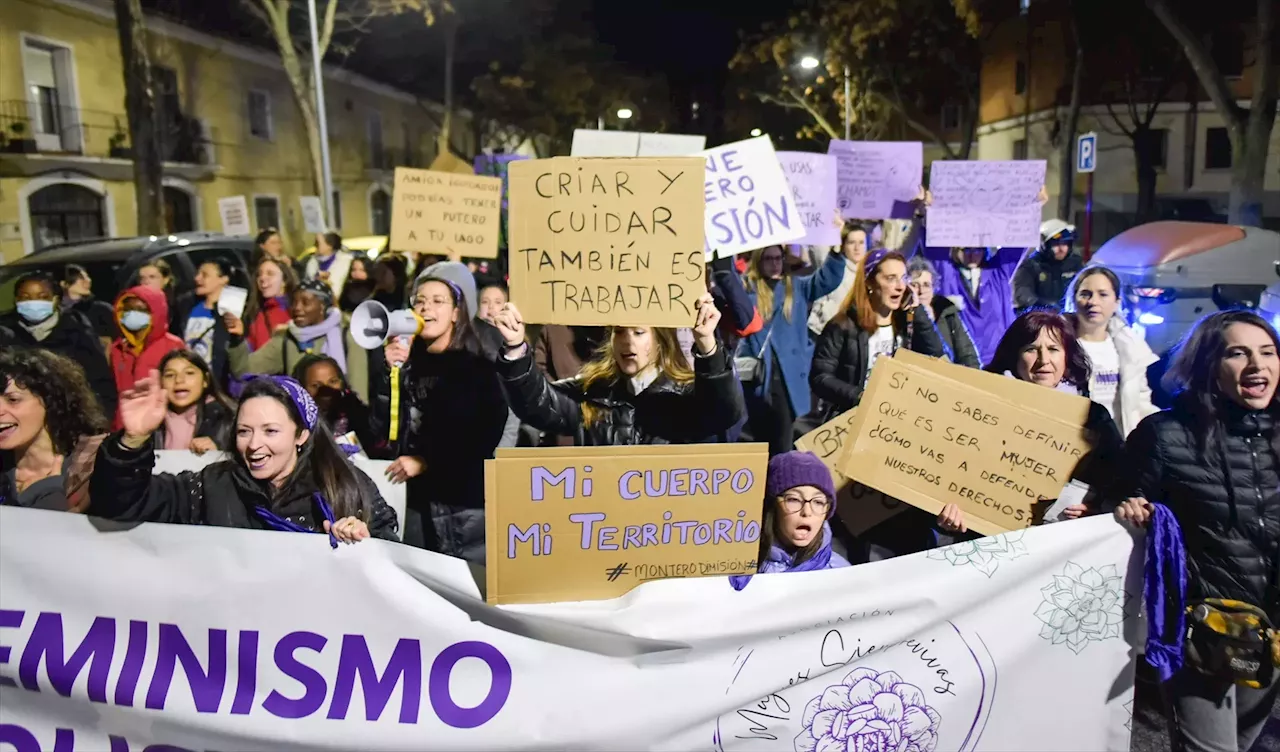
[298,196,326,233]
[507,156,706,327]
[827,140,922,220]
[927,160,1046,248]
[794,408,907,537]
[638,133,707,156]
[389,167,502,259]
[217,196,251,236]
[429,147,476,175]
[485,444,768,604]
[703,135,805,258]
[777,152,840,247]
[837,356,1094,536]
[571,130,707,157]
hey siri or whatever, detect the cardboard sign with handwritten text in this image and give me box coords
[390,167,502,259]
[837,356,1094,535]
[926,160,1046,248]
[485,444,768,605]
[795,408,906,537]
[507,157,706,327]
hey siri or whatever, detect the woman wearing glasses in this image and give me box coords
[369,273,508,560]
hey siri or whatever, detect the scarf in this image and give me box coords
[730,523,835,590]
[288,308,347,374]
[1144,504,1187,682]
[20,310,60,342]
[317,253,339,272]
[161,407,199,451]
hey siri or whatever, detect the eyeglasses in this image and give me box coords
[410,295,454,312]
[779,494,830,514]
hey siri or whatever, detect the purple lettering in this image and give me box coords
[641,523,659,547]
[596,526,618,551]
[428,642,511,729]
[693,523,712,545]
[622,525,642,549]
[618,471,641,500]
[0,609,23,687]
[689,469,710,495]
[0,724,40,752]
[327,635,422,724]
[19,613,115,703]
[673,520,697,544]
[507,522,540,559]
[669,469,689,496]
[569,512,606,549]
[114,620,148,707]
[231,630,258,715]
[146,624,226,713]
[263,631,328,719]
[714,518,734,543]
[531,466,574,501]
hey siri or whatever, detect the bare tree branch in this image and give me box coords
[1246,0,1277,133]
[1103,100,1135,137]
[1146,0,1245,133]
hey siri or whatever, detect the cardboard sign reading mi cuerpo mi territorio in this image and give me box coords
[794,408,907,537]
[507,157,706,328]
[837,355,1094,536]
[485,444,768,605]
[389,167,502,259]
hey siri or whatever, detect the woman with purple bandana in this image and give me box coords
[88,371,398,544]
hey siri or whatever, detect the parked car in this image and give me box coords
[0,232,254,310]
[1091,221,1280,355]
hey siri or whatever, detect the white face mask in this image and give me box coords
[120,311,151,332]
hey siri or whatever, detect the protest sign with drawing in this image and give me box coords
[837,355,1094,536]
[702,135,805,257]
[926,160,1047,248]
[777,151,840,247]
[795,408,906,537]
[507,156,706,327]
[389,167,502,259]
[485,444,768,604]
[827,140,922,220]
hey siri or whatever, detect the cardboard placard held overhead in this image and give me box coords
[837,355,1094,536]
[795,408,907,537]
[507,156,706,327]
[702,135,805,258]
[485,444,768,605]
[429,147,477,176]
[217,196,251,236]
[926,159,1047,248]
[389,167,502,259]
[777,151,840,247]
[298,196,326,233]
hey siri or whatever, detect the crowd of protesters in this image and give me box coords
[1,191,1277,751]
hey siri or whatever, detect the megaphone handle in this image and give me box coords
[391,335,412,369]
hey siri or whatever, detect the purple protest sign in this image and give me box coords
[702,135,805,258]
[777,152,840,247]
[926,160,1047,249]
[827,140,923,220]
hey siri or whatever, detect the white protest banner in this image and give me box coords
[827,140,923,220]
[927,160,1047,248]
[217,196,251,236]
[571,130,706,157]
[299,195,326,233]
[777,151,840,247]
[0,509,1138,751]
[703,135,805,257]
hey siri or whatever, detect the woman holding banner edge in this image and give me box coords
[491,292,744,446]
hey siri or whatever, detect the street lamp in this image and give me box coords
[616,108,634,120]
[750,128,763,137]
[799,55,821,70]
[797,54,851,141]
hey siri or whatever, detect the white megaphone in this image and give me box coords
[350,299,423,350]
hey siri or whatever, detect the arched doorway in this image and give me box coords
[370,188,391,236]
[28,183,104,250]
[164,186,195,233]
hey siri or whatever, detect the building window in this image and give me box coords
[247,89,272,140]
[1013,139,1028,160]
[331,190,343,230]
[370,188,391,236]
[164,186,195,233]
[941,103,960,130]
[253,195,280,231]
[22,38,81,152]
[1139,128,1169,169]
[1205,127,1232,170]
[1015,60,1027,95]
[29,183,104,250]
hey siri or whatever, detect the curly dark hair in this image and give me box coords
[984,309,1092,391]
[0,348,109,455]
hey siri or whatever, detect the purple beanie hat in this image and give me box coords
[765,451,838,516]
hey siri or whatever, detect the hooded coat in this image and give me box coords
[916,235,1027,367]
[109,285,184,405]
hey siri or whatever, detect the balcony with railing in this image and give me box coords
[0,99,218,180]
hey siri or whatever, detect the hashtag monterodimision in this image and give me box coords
[604,563,630,582]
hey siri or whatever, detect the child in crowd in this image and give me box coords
[732,451,849,589]
[293,354,386,458]
[152,349,234,453]
[477,277,508,325]
[109,285,183,429]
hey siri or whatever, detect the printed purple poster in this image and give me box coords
[927,160,1047,249]
[777,152,840,247]
[827,140,923,220]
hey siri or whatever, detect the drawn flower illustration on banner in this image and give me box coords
[1124,699,1134,732]
[1034,562,1125,654]
[926,530,1028,578]
[794,667,942,752]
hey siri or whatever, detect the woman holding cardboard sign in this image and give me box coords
[936,311,1126,536]
[491,294,744,446]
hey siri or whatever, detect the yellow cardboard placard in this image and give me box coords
[795,408,908,537]
[893,349,1091,425]
[389,167,502,259]
[837,357,1094,536]
[485,443,768,605]
[429,148,476,175]
[507,157,707,327]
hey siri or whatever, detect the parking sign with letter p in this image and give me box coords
[1076,132,1097,173]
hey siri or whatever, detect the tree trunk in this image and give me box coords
[1056,13,1084,221]
[1229,115,1274,227]
[114,0,163,235]
[1132,129,1158,223]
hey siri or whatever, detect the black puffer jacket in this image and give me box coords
[497,344,745,446]
[1012,249,1084,313]
[930,296,981,369]
[809,306,946,414]
[88,433,399,540]
[0,311,117,420]
[1127,398,1280,613]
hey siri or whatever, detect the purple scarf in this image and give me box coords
[730,523,835,590]
[289,307,347,374]
[1144,503,1187,682]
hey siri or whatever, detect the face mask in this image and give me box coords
[120,311,152,332]
[16,300,55,323]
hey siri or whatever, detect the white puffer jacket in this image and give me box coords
[1107,316,1160,437]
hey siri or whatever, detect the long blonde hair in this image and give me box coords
[835,250,907,334]
[578,327,694,427]
[746,246,795,322]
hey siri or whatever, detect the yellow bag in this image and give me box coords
[1185,599,1276,688]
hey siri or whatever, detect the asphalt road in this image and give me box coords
[1130,666,1280,752]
